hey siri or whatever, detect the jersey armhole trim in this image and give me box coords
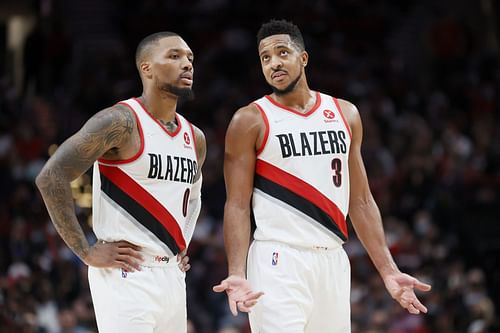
[333,97,352,139]
[188,122,198,163]
[97,101,145,165]
[253,102,270,156]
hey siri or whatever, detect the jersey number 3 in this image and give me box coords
[331,158,342,187]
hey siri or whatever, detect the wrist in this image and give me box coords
[379,266,400,281]
[79,245,92,265]
[228,269,246,278]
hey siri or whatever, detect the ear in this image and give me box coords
[301,51,309,67]
[140,62,152,79]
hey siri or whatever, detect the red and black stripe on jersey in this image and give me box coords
[99,164,186,254]
[254,159,348,241]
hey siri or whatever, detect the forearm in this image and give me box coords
[183,176,203,245]
[349,196,399,278]
[223,203,251,277]
[36,166,90,260]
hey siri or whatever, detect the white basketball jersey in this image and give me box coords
[252,92,352,248]
[92,98,198,256]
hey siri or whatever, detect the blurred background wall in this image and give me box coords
[0,0,499,332]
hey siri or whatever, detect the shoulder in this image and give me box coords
[190,124,206,149]
[86,103,136,130]
[335,98,360,125]
[232,103,262,121]
[334,98,363,142]
[189,123,207,165]
[228,103,264,132]
[337,98,361,131]
[190,124,205,143]
[78,102,136,149]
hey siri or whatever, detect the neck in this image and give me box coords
[140,87,178,122]
[271,80,314,113]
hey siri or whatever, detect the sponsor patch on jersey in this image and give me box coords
[272,252,279,266]
[323,109,335,119]
[154,255,170,263]
[323,109,338,123]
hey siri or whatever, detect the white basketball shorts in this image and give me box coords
[247,240,351,333]
[88,253,186,333]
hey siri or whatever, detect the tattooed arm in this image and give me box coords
[36,104,143,270]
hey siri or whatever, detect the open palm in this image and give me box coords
[384,272,432,314]
[213,275,264,316]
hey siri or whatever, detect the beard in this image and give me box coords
[270,71,302,96]
[157,80,194,101]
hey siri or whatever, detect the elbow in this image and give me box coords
[35,167,54,190]
[349,193,375,213]
[35,169,44,187]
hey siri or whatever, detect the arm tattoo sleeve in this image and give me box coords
[36,105,134,260]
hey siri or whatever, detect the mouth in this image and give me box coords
[271,71,287,81]
[179,73,193,85]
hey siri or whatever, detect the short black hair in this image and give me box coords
[257,19,305,51]
[135,31,179,70]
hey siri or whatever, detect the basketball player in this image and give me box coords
[213,20,432,332]
[36,32,205,332]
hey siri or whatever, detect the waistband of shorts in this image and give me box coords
[140,252,179,267]
[253,240,343,252]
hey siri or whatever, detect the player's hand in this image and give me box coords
[384,272,431,314]
[177,249,191,272]
[82,240,144,272]
[213,275,264,316]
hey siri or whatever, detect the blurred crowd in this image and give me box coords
[0,0,499,332]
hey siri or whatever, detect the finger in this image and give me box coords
[116,241,142,251]
[414,280,432,292]
[116,261,138,272]
[407,303,420,315]
[411,296,428,313]
[229,299,238,316]
[237,301,253,313]
[118,247,144,261]
[116,256,141,271]
[243,291,265,301]
[243,299,258,308]
[213,281,228,292]
[179,263,191,272]
[181,256,190,266]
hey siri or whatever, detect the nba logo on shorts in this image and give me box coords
[272,252,279,266]
[121,269,128,278]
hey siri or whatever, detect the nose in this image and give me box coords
[270,55,283,69]
[182,57,193,72]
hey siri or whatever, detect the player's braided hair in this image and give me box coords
[257,19,305,51]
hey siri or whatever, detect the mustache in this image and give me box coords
[179,71,193,80]
[271,69,287,77]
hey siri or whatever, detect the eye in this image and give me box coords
[261,55,270,62]
[280,50,288,56]
[170,54,179,59]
